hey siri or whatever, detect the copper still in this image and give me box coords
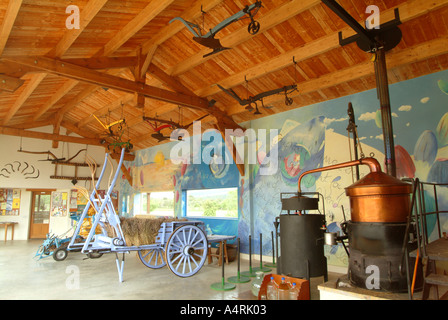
[297,157,419,292]
[298,157,412,223]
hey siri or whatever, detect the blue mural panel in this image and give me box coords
[119,70,448,268]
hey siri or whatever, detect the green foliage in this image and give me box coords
[187,189,238,218]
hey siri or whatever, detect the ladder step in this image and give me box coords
[409,238,448,261]
[425,239,448,261]
[425,274,448,286]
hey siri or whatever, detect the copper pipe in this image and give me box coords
[298,157,382,192]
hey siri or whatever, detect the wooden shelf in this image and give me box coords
[50,175,92,180]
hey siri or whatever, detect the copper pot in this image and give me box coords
[297,158,412,223]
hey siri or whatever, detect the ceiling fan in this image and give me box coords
[170,1,262,57]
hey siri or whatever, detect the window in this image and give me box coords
[185,188,238,219]
[122,195,130,215]
[140,191,174,216]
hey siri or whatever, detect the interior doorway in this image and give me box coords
[29,190,52,239]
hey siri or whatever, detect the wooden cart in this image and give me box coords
[67,149,208,282]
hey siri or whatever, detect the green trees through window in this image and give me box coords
[186,188,238,218]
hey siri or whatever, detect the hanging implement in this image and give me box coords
[170,1,262,57]
[217,84,297,113]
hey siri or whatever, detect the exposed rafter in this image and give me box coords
[0,0,446,154]
[3,56,210,110]
[0,0,23,56]
[0,126,102,146]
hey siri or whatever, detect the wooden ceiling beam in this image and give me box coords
[147,64,196,96]
[20,0,108,147]
[60,120,98,140]
[52,113,64,148]
[55,84,99,119]
[3,56,210,110]
[55,69,129,122]
[139,48,156,78]
[134,47,156,108]
[142,61,244,169]
[77,93,135,129]
[197,0,448,99]
[228,36,448,115]
[61,57,138,70]
[167,0,321,76]
[0,61,36,78]
[0,74,24,92]
[9,118,54,130]
[46,0,109,58]
[2,73,47,126]
[139,0,224,55]
[99,0,176,57]
[0,126,102,146]
[33,79,79,121]
[0,0,23,56]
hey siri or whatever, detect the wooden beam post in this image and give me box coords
[214,124,245,176]
[0,74,24,92]
[2,73,47,126]
[0,126,103,146]
[3,56,210,110]
[0,0,23,56]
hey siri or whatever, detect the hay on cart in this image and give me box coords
[108,216,188,246]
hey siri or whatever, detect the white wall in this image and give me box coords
[0,126,117,240]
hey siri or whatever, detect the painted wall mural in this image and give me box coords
[119,130,240,235]
[119,69,448,268]
[237,69,448,267]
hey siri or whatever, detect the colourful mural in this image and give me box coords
[237,69,448,267]
[119,130,240,236]
[119,69,448,268]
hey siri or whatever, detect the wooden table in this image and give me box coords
[207,235,236,266]
[0,222,18,242]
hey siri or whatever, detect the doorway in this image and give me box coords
[29,190,52,239]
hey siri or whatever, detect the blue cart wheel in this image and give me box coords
[165,225,208,277]
[53,248,68,261]
[138,248,166,269]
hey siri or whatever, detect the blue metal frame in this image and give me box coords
[66,148,208,282]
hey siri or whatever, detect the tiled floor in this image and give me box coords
[0,240,341,300]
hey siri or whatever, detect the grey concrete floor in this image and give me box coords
[0,240,340,300]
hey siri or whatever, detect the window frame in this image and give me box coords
[183,187,239,220]
[141,190,175,217]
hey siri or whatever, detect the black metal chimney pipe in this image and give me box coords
[321,0,398,177]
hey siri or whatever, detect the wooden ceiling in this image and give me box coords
[0,0,447,151]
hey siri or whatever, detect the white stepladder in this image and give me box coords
[68,148,208,282]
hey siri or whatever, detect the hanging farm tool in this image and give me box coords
[170,1,262,57]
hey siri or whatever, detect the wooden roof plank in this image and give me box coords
[3,55,210,110]
[228,36,448,115]
[101,0,176,56]
[0,0,23,56]
[0,74,24,92]
[168,0,322,76]
[0,125,102,146]
[2,73,47,125]
[47,0,109,58]
[197,0,448,99]
[139,0,224,54]
[33,79,79,121]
